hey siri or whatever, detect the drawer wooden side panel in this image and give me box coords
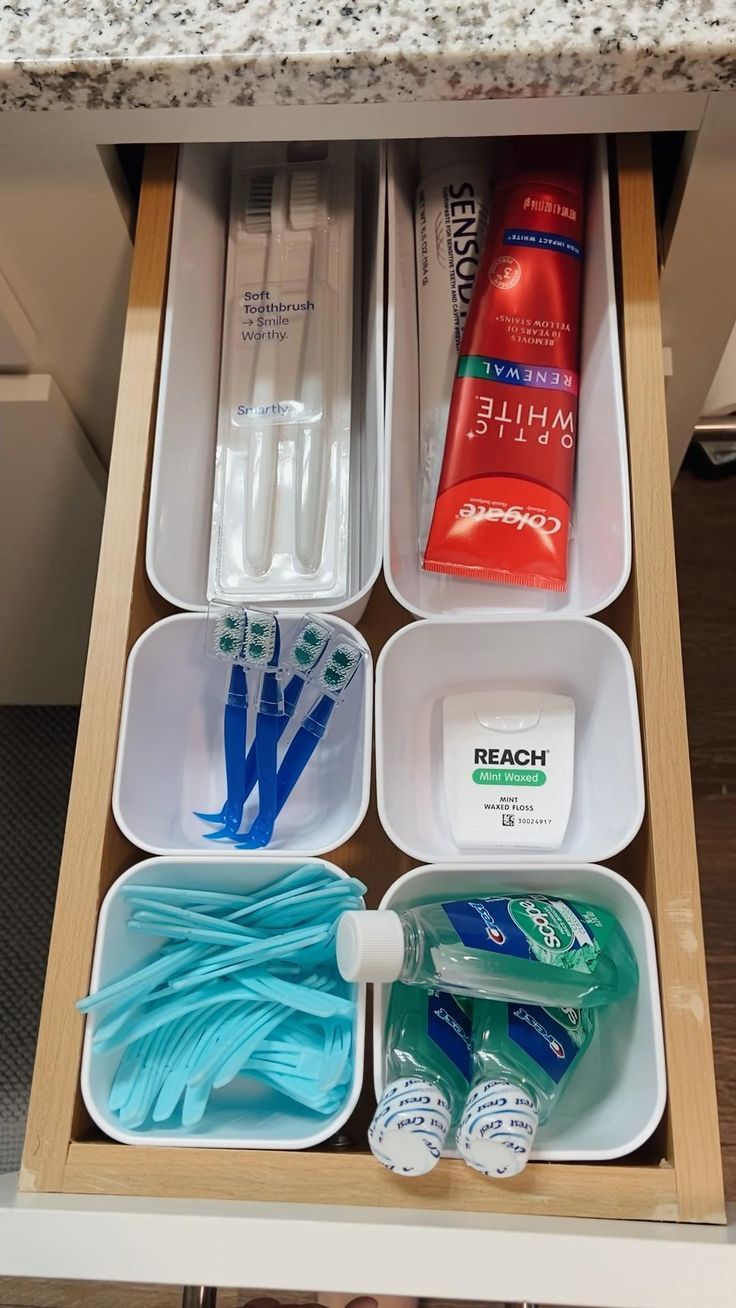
[20,145,178,1193]
[612,134,723,1224]
[19,136,724,1224]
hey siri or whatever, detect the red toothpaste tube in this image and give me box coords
[423,138,586,592]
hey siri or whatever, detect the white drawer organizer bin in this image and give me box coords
[112,612,372,857]
[374,862,666,1163]
[146,142,385,624]
[384,136,631,618]
[376,615,645,864]
[81,855,366,1149]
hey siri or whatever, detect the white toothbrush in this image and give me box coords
[242,168,322,578]
[242,171,286,578]
[290,171,328,575]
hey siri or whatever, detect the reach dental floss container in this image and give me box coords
[442,691,575,850]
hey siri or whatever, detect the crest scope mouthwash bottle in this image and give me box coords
[337,893,638,1007]
[369,983,472,1176]
[457,999,595,1178]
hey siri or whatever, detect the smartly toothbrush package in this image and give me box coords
[208,143,357,606]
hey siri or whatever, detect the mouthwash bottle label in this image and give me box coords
[441,895,613,973]
[426,990,473,1081]
[507,1003,591,1082]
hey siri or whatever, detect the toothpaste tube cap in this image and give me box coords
[336,910,405,983]
[456,1079,538,1179]
[417,138,491,180]
[369,1077,451,1176]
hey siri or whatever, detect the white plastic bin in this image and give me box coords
[376,616,644,863]
[146,142,385,623]
[385,136,631,618]
[374,862,665,1162]
[113,612,372,857]
[81,855,366,1148]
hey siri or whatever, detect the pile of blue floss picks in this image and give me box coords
[77,865,366,1131]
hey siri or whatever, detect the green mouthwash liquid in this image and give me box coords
[337,893,638,1008]
[457,998,595,1177]
[369,983,472,1176]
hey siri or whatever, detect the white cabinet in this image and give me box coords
[0,373,104,702]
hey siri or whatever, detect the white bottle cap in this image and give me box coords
[456,1079,538,1179]
[336,910,405,983]
[368,1078,451,1176]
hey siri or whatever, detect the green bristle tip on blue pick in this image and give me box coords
[318,640,362,694]
[214,608,246,659]
[243,611,278,667]
[287,619,331,674]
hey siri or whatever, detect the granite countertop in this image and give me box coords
[1,0,735,112]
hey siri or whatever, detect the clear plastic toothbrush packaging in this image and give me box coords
[208,142,357,606]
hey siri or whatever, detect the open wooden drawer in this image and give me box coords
[20,135,725,1226]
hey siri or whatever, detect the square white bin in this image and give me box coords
[81,855,366,1148]
[374,863,666,1162]
[385,136,631,618]
[146,142,385,624]
[376,617,644,863]
[113,613,372,857]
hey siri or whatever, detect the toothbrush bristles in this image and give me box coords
[289,169,321,231]
[319,640,362,694]
[245,172,275,233]
[287,619,331,674]
[214,607,247,659]
[243,611,278,667]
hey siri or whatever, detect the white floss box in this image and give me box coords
[442,690,575,851]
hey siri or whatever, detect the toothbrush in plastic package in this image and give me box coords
[246,610,283,848]
[207,143,356,605]
[241,167,325,578]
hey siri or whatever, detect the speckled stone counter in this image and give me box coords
[0,0,735,112]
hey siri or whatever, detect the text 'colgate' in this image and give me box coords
[423,138,586,593]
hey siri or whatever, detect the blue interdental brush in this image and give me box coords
[279,615,333,716]
[229,614,331,832]
[194,605,250,832]
[272,638,367,826]
[203,607,283,841]
[237,610,283,848]
[235,636,365,850]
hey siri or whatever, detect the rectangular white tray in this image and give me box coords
[147,143,385,623]
[385,136,631,618]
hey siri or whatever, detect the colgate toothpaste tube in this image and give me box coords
[423,138,586,592]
